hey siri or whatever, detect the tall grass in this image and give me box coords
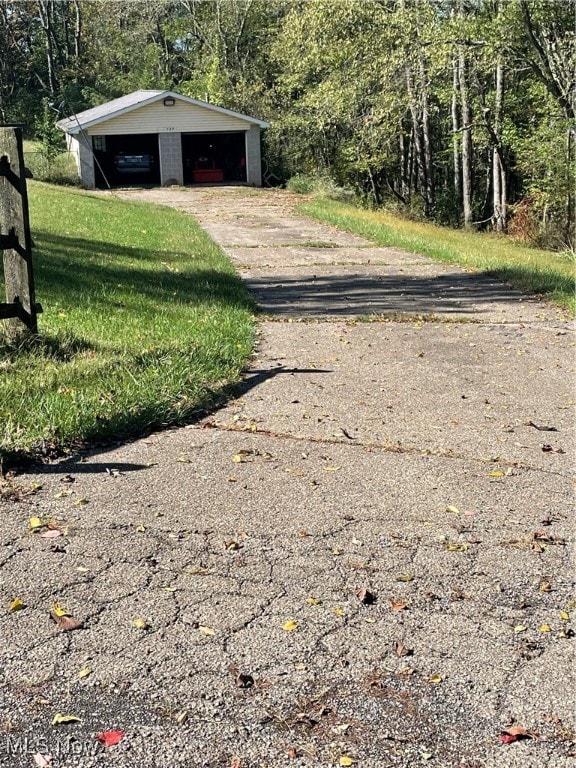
[300,198,575,313]
[0,182,255,459]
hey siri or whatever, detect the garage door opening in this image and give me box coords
[182,132,246,184]
[93,134,160,188]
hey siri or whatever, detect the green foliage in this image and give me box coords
[34,99,65,168]
[2,0,573,249]
[0,183,255,458]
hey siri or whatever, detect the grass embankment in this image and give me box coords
[300,198,575,313]
[0,183,255,459]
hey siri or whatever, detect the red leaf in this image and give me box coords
[499,725,533,744]
[96,730,125,747]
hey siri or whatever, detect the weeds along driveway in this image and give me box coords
[0,186,573,767]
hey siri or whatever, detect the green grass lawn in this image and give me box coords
[300,198,575,313]
[0,182,255,460]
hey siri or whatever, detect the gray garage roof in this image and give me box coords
[57,90,269,134]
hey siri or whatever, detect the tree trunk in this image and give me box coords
[491,58,506,232]
[452,55,461,222]
[458,48,473,228]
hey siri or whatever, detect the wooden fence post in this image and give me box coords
[0,126,41,337]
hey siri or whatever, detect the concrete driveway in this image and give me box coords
[0,186,573,768]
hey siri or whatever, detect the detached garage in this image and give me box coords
[57,90,269,189]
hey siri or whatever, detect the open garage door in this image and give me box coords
[93,134,160,188]
[182,132,246,184]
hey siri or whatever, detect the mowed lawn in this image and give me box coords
[0,182,255,459]
[300,198,575,313]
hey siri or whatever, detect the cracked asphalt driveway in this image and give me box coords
[1,187,574,767]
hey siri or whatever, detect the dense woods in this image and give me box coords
[1,0,574,248]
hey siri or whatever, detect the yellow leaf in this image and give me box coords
[339,757,354,766]
[332,607,345,617]
[429,674,443,684]
[560,611,570,620]
[488,470,505,478]
[78,668,92,679]
[539,624,552,633]
[305,597,321,606]
[52,713,82,725]
[283,620,298,632]
[198,626,216,636]
[447,543,469,552]
[539,581,552,592]
[445,505,460,514]
[323,466,340,472]
[73,498,89,506]
[131,618,149,630]
[9,598,25,612]
[53,490,72,498]
[51,602,68,617]
[332,548,342,555]
[135,523,146,532]
[396,573,414,582]
[29,517,43,531]
[514,625,527,633]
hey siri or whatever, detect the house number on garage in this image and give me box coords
[162,127,176,131]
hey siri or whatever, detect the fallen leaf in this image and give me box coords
[390,599,408,612]
[332,548,342,555]
[396,573,414,582]
[560,611,570,620]
[29,516,43,531]
[488,470,505,478]
[395,639,412,658]
[50,600,82,630]
[446,543,469,552]
[355,588,377,604]
[445,505,460,514]
[332,607,345,617]
[339,757,354,766]
[33,754,53,767]
[50,602,68,618]
[53,490,72,498]
[429,674,443,684]
[232,449,253,463]
[539,581,552,592]
[198,625,216,636]
[224,540,241,551]
[305,597,321,606]
[176,710,188,725]
[498,725,534,744]
[40,529,62,539]
[8,598,25,612]
[96,730,125,746]
[283,619,298,632]
[135,523,146,532]
[60,475,75,483]
[528,421,557,431]
[73,498,89,506]
[514,625,527,633]
[287,746,298,759]
[52,713,82,725]
[131,618,149,630]
[78,667,92,679]
[539,624,552,633]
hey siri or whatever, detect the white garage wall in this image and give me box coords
[85,99,249,136]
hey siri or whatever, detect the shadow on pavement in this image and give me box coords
[245,270,533,316]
